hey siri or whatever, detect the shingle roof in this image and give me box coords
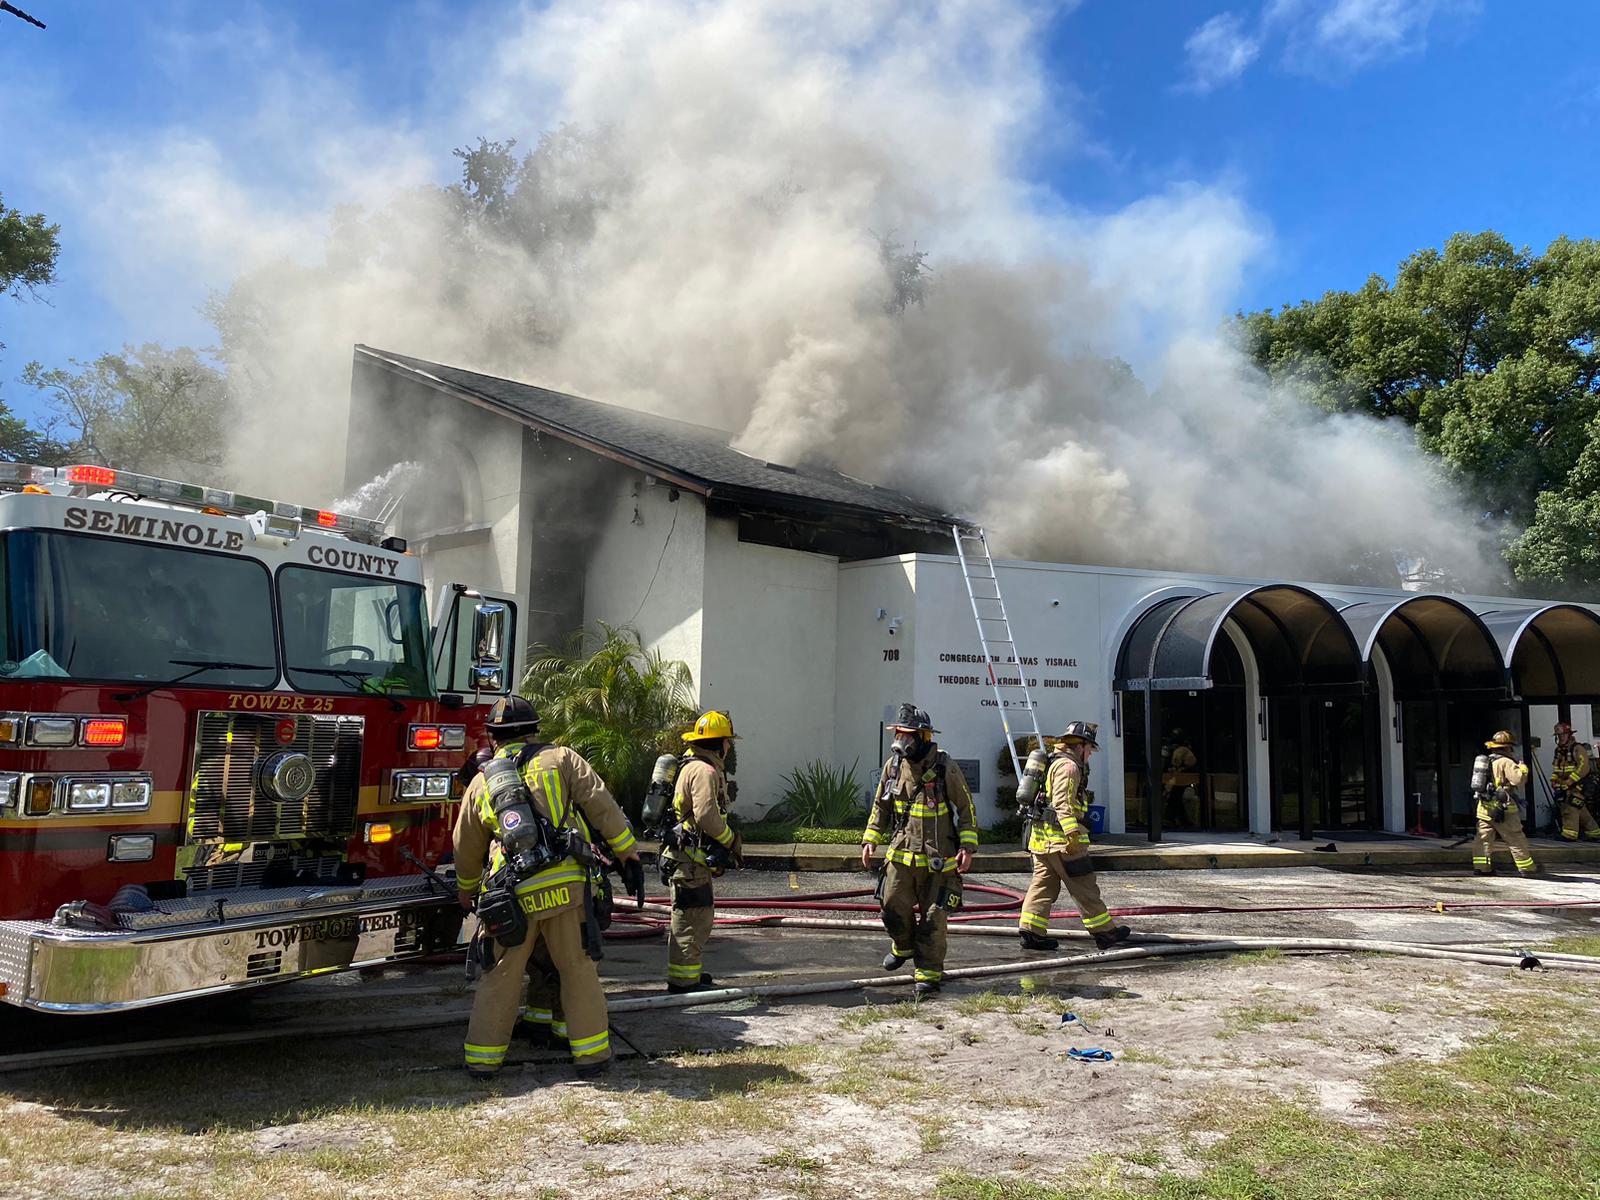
[356,346,958,530]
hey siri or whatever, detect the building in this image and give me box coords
[346,346,1600,839]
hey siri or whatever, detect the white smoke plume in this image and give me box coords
[50,0,1503,588]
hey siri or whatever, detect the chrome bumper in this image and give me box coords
[0,876,461,1013]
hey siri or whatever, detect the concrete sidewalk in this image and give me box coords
[659,832,1600,873]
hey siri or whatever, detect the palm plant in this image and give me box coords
[521,621,698,817]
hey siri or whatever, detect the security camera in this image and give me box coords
[1049,599,1060,607]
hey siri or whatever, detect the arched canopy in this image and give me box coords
[1116,585,1362,694]
[1340,595,1507,697]
[1476,604,1600,700]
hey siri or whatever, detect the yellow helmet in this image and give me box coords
[1485,729,1516,750]
[684,710,737,743]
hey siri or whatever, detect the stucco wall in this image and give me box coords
[701,514,840,817]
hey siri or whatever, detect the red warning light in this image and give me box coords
[276,718,297,745]
[82,717,128,747]
[68,465,118,486]
[409,725,443,751]
[316,510,339,528]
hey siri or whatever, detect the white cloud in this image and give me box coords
[1182,12,1261,92]
[1265,0,1477,75]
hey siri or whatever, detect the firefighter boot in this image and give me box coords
[882,950,911,971]
[914,979,941,997]
[668,972,718,994]
[574,1057,613,1081]
[1019,930,1060,952]
[1092,924,1132,951]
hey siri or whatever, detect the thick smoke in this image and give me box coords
[61,0,1502,587]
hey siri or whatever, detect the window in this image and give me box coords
[279,567,433,698]
[0,531,277,689]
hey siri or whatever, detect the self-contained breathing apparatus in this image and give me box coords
[1471,751,1515,822]
[874,739,965,919]
[474,748,598,952]
[650,752,735,885]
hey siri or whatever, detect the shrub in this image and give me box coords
[767,759,866,828]
[520,621,699,818]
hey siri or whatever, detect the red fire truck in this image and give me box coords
[0,463,516,1013]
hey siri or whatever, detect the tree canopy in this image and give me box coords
[1239,231,1600,590]
[0,193,58,306]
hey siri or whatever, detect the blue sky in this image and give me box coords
[3,0,1597,424]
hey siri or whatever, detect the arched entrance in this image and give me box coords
[1340,596,1508,836]
[1116,585,1362,840]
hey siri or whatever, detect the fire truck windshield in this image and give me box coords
[0,531,279,688]
[278,566,433,698]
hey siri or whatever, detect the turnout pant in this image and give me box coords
[878,861,964,985]
[1474,813,1535,875]
[668,861,715,986]
[1019,843,1112,936]
[464,906,611,1073]
[522,943,566,1041]
[1558,801,1600,842]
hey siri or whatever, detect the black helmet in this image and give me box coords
[890,703,938,734]
[1058,720,1099,748]
[485,695,540,734]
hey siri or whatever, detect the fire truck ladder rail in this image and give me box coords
[952,525,1044,779]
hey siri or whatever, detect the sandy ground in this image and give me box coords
[2,863,1596,1199]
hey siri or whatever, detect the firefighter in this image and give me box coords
[1551,721,1597,842]
[1162,729,1198,829]
[1017,721,1131,951]
[860,704,978,996]
[1473,729,1536,877]
[453,695,640,1080]
[661,710,742,992]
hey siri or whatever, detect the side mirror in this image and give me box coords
[471,664,505,692]
[472,602,507,667]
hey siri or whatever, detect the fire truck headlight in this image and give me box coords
[440,725,467,751]
[111,779,153,810]
[26,717,79,747]
[424,774,450,799]
[396,773,426,800]
[108,834,156,863]
[66,781,112,811]
[0,774,19,812]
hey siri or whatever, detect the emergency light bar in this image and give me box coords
[26,465,390,545]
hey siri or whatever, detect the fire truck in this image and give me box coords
[0,463,516,1013]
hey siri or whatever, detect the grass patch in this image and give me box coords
[920,1122,952,1154]
[1216,1001,1316,1040]
[953,988,1057,1017]
[739,823,862,844]
[1541,935,1600,958]
[1115,1048,1175,1067]
[839,1000,925,1028]
[760,1148,822,1172]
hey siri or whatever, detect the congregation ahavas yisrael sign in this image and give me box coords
[933,650,1081,708]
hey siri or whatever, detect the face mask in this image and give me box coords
[892,735,917,756]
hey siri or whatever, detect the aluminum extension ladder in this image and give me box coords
[951,525,1044,778]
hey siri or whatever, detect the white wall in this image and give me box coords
[835,558,920,808]
[700,515,840,816]
[582,473,708,680]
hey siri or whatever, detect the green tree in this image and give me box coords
[0,193,59,309]
[520,621,699,816]
[1239,231,1600,588]
[21,344,231,478]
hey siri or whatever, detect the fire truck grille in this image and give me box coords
[188,712,364,843]
[184,853,345,894]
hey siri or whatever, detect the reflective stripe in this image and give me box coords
[464,1043,507,1066]
[958,830,978,847]
[863,829,888,846]
[609,827,637,854]
[914,968,943,982]
[892,945,914,957]
[667,962,703,979]
[456,872,482,891]
[713,826,736,847]
[552,1021,568,1038]
[885,848,961,871]
[522,1008,554,1026]
[1082,911,1112,930]
[514,866,589,897]
[569,1031,610,1059]
[905,803,948,819]
[1019,912,1049,932]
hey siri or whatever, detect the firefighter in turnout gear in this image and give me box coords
[453,695,640,1080]
[1551,721,1598,842]
[1473,730,1535,877]
[661,711,742,992]
[860,704,978,996]
[1018,722,1131,951]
